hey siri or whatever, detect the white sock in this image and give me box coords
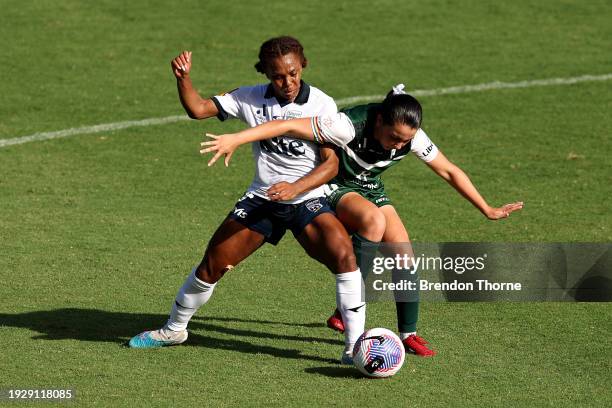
[165,268,216,332]
[400,332,417,340]
[336,270,366,354]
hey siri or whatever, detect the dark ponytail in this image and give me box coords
[379,94,422,128]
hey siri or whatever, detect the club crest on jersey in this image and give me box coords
[321,117,334,129]
[305,199,323,213]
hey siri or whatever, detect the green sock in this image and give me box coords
[396,301,419,333]
[353,234,420,333]
[352,233,379,280]
[390,263,419,333]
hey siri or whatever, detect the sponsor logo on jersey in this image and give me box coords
[284,110,302,119]
[305,199,323,213]
[421,144,434,157]
[375,197,389,204]
[260,137,306,156]
[354,177,379,190]
[233,207,248,218]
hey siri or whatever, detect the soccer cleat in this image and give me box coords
[340,351,354,366]
[402,334,436,357]
[326,309,345,333]
[128,328,188,348]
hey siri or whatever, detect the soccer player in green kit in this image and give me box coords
[201,85,523,356]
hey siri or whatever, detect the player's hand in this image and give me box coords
[267,182,301,201]
[199,133,238,167]
[484,201,524,220]
[171,51,192,79]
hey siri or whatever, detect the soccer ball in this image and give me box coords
[352,328,405,378]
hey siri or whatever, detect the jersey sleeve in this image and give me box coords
[410,128,439,162]
[211,87,250,122]
[310,113,355,147]
[319,96,338,116]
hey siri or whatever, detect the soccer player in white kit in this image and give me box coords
[129,37,364,364]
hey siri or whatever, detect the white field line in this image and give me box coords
[337,73,612,105]
[0,115,188,149]
[1,73,611,149]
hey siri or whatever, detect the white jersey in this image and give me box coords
[212,82,337,204]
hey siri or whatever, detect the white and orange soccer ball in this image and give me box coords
[352,328,405,378]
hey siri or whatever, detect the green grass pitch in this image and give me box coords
[1,0,611,406]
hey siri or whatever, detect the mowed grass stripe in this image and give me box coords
[1,73,611,149]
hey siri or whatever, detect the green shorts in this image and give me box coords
[324,180,392,209]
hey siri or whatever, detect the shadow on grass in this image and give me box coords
[304,366,363,379]
[0,308,340,364]
[193,315,325,329]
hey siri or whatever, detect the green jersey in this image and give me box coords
[310,103,438,207]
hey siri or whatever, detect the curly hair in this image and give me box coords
[254,36,308,74]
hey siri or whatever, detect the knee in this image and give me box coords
[359,209,386,241]
[195,254,234,284]
[333,238,358,272]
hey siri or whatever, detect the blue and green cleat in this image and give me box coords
[128,328,188,348]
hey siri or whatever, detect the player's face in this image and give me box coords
[374,115,418,150]
[265,52,303,102]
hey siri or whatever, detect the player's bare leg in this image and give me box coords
[297,213,356,273]
[297,213,365,363]
[129,218,264,348]
[195,218,266,283]
[335,192,386,240]
[379,205,436,357]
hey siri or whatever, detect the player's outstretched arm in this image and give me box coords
[267,144,339,201]
[425,152,523,220]
[171,51,219,120]
[200,118,315,166]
